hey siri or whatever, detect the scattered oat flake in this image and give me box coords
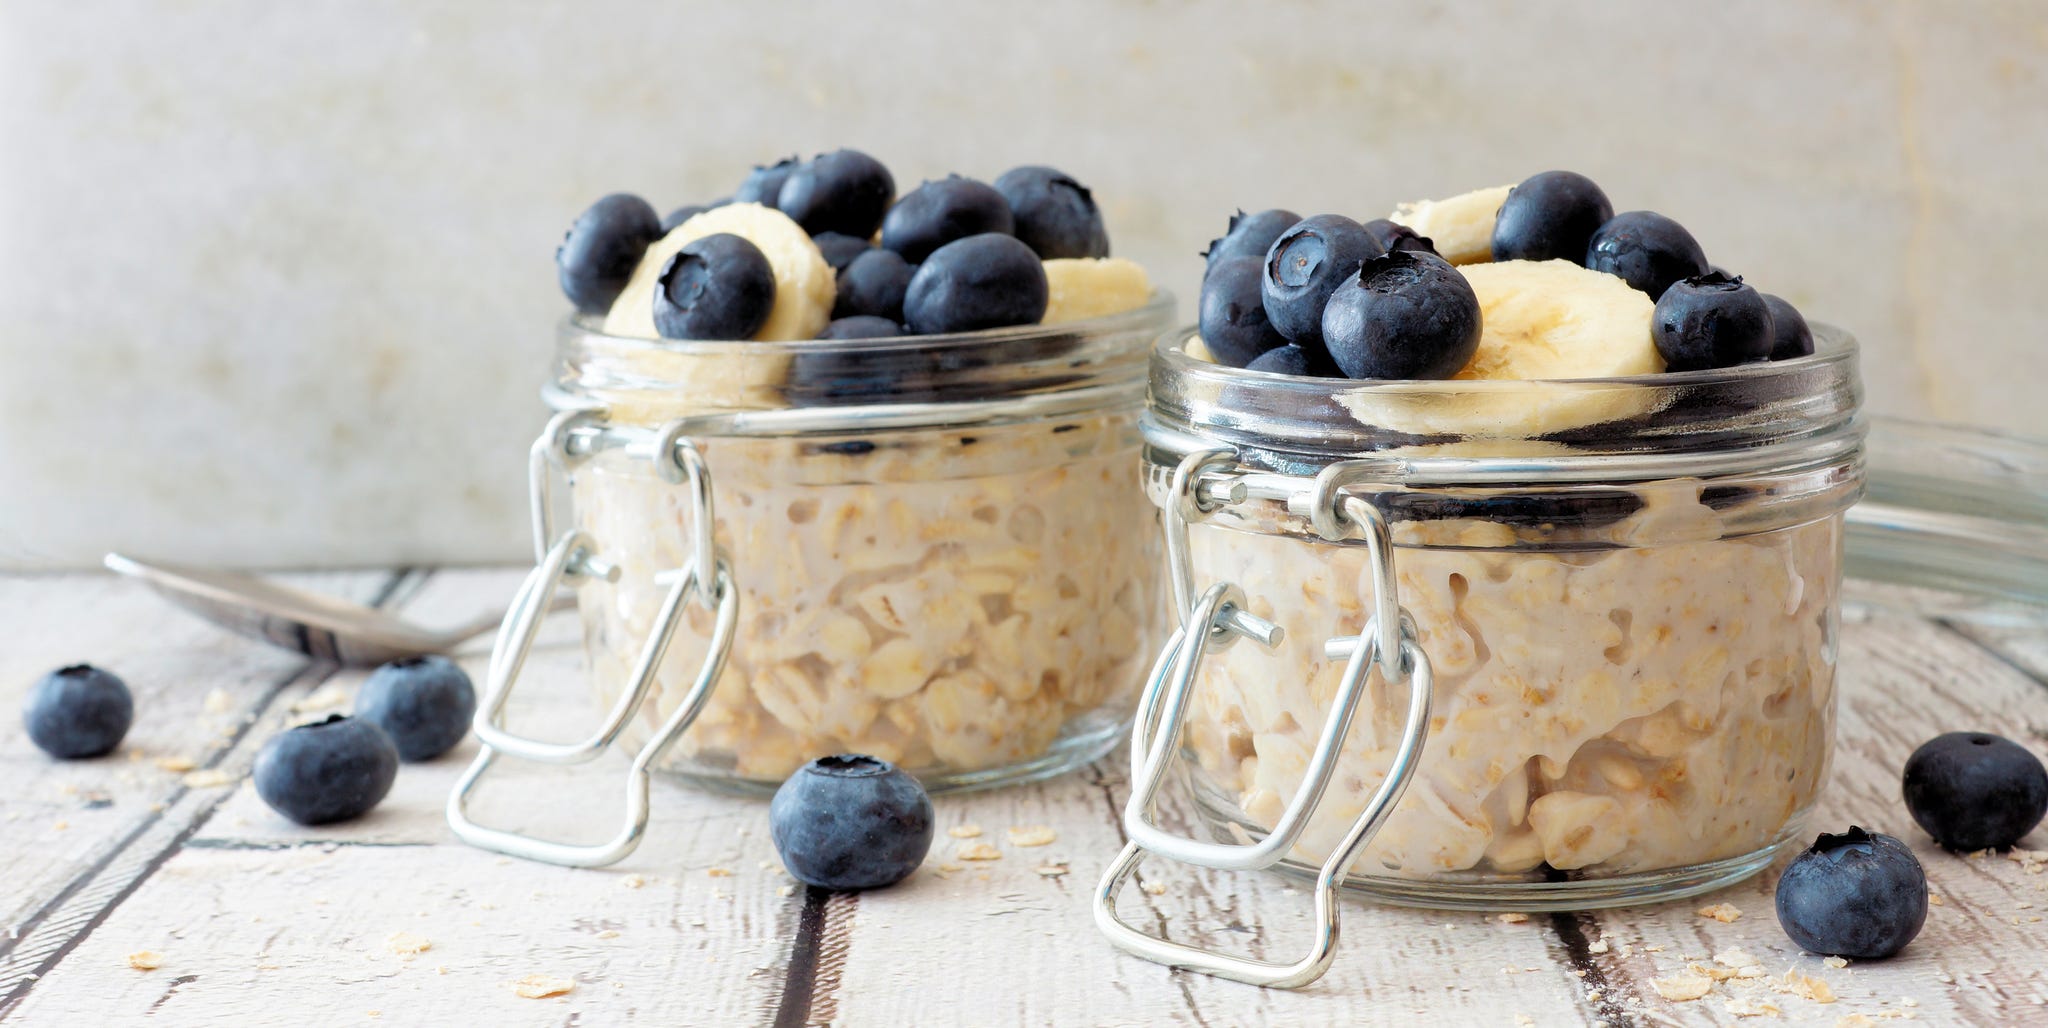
[1835,1016,1877,1028]
[620,874,647,889]
[1496,912,1529,924]
[1716,947,1762,969]
[127,951,163,971]
[1651,973,1714,1002]
[596,930,620,940]
[777,884,796,897]
[183,768,234,788]
[203,688,234,714]
[1588,938,1610,954]
[292,683,351,715]
[1515,1016,1535,1026]
[1898,997,1917,1008]
[1007,825,1057,847]
[52,821,68,831]
[155,756,197,773]
[1928,893,1944,906]
[513,974,574,999]
[706,867,733,878]
[937,863,963,873]
[947,824,983,839]
[1697,902,1743,923]
[1776,969,1837,1003]
[955,841,1002,861]
[383,932,431,957]
[1034,863,1070,878]
[1142,881,1167,896]
[1726,995,1783,1018]
[1823,955,1849,969]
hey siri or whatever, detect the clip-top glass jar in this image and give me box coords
[1096,326,1863,987]
[448,297,1173,868]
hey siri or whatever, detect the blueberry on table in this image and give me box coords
[23,664,132,759]
[557,193,662,314]
[1202,208,1300,273]
[881,175,1016,264]
[253,715,399,826]
[1198,256,1290,367]
[812,232,874,273]
[1492,170,1613,264]
[353,655,475,762]
[902,233,1048,334]
[1321,250,1483,380]
[1903,731,2048,851]
[770,754,934,890]
[1245,343,1341,378]
[817,315,904,340]
[1584,210,1709,299]
[734,156,800,208]
[1652,271,1775,371]
[993,165,1109,260]
[1260,214,1377,347]
[651,232,778,341]
[1774,827,1927,959]
[661,199,730,234]
[777,149,896,239]
[1360,218,1436,257]
[834,248,917,322]
[1762,293,1814,360]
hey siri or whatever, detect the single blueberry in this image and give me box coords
[1903,732,2048,851]
[812,232,873,273]
[834,248,917,322]
[901,233,1048,334]
[817,315,904,340]
[1360,218,1437,257]
[881,175,1016,264]
[1321,250,1483,380]
[734,156,799,208]
[252,714,399,826]
[1203,209,1300,273]
[1762,293,1814,360]
[22,664,132,759]
[556,193,662,314]
[651,232,777,341]
[1585,210,1709,299]
[353,655,475,762]
[1774,827,1928,959]
[777,149,895,239]
[660,198,731,234]
[992,165,1109,259]
[1198,256,1290,367]
[1652,271,1775,372]
[1244,344,1342,378]
[1260,214,1377,347]
[770,754,934,890]
[1492,171,1613,264]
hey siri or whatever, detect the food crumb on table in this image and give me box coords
[955,841,1002,861]
[1823,955,1849,968]
[1006,825,1056,847]
[182,768,234,788]
[620,874,647,889]
[1696,902,1743,923]
[383,932,431,957]
[126,950,162,971]
[1724,995,1782,1018]
[155,756,196,773]
[1774,969,1836,1003]
[1650,973,1713,1001]
[1033,863,1069,878]
[1495,912,1528,924]
[706,867,733,877]
[947,825,983,839]
[513,974,575,999]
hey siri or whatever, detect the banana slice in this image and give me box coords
[1388,184,1512,265]
[1039,257,1153,324]
[602,202,834,342]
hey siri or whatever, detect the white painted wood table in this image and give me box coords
[2,568,2046,1027]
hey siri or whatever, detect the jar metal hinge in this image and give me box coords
[446,409,738,868]
[1092,450,1435,989]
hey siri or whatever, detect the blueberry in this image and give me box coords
[880,176,1015,264]
[1198,256,1289,367]
[817,315,903,340]
[353,655,475,762]
[1763,293,1814,360]
[1491,171,1613,264]
[834,248,917,322]
[1585,210,1709,299]
[1774,827,1928,959]
[1244,344,1341,378]
[770,754,934,890]
[901,233,1048,334]
[992,165,1109,259]
[660,199,730,233]
[1903,732,2048,851]
[1260,214,1377,346]
[777,149,895,239]
[1361,218,1437,257]
[734,156,799,208]
[1203,209,1299,273]
[651,233,777,341]
[22,664,131,759]
[1652,272,1775,372]
[1321,250,1483,380]
[556,193,662,314]
[812,232,874,272]
[252,714,399,826]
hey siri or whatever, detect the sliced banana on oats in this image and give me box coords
[1387,184,1513,265]
[602,202,835,342]
[1039,257,1153,324]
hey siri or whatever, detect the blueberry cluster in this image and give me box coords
[556,150,1112,341]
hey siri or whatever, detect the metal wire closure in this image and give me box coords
[1093,453,1435,989]
[447,415,737,867]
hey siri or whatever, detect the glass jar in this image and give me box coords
[1096,326,1863,985]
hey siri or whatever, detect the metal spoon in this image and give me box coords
[104,553,556,667]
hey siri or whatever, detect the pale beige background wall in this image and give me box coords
[3,0,2044,569]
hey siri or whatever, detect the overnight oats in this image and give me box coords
[530,151,1172,792]
[1109,171,1863,933]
